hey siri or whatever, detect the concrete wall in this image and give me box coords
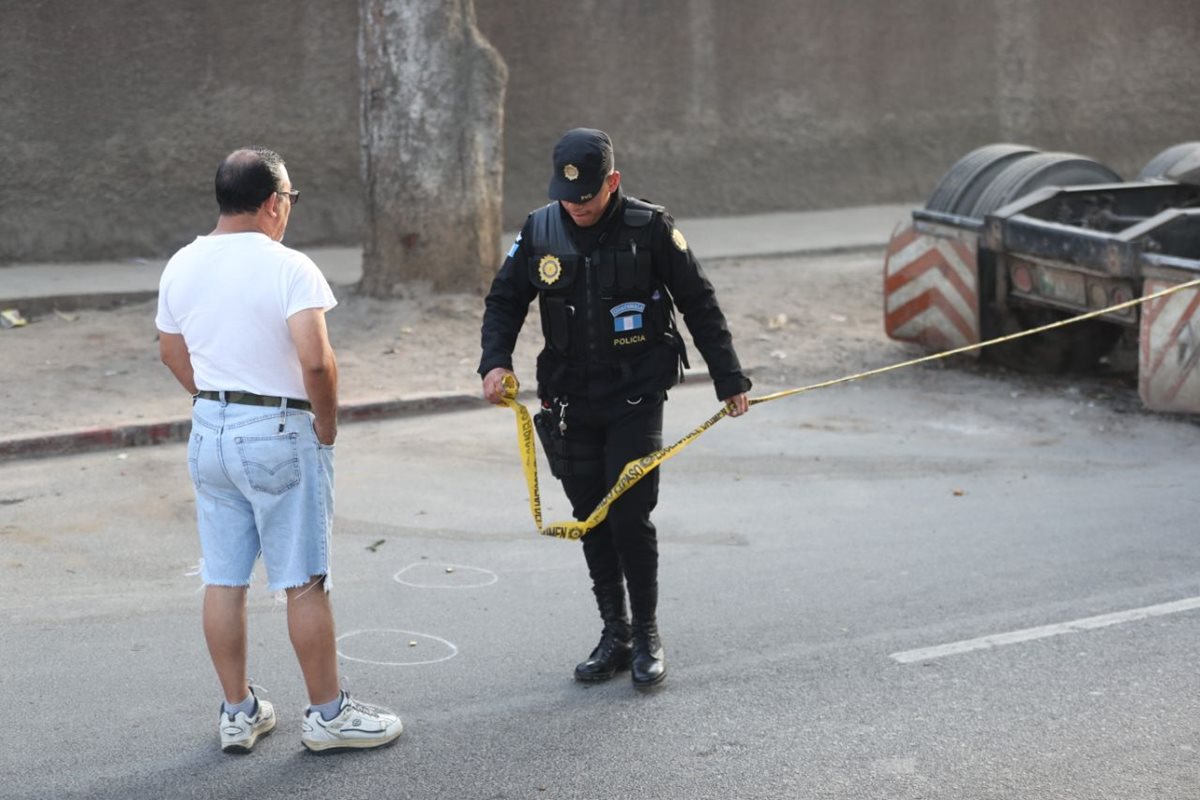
[0,1,361,262]
[3,0,1199,264]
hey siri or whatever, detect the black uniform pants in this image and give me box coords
[554,391,665,595]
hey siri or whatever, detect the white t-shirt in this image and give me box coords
[155,232,337,400]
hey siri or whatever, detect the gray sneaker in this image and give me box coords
[219,693,276,754]
[301,692,402,752]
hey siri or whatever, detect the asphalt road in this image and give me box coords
[2,363,1198,799]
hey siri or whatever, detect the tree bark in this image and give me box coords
[358,0,507,296]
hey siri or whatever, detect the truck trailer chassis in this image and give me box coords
[884,142,1200,413]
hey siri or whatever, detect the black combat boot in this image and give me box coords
[574,582,633,682]
[629,585,666,688]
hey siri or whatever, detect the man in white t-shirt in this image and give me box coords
[156,146,402,754]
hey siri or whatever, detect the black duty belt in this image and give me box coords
[194,390,312,412]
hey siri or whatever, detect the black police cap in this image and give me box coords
[548,128,613,203]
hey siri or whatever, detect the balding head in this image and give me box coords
[215,146,286,215]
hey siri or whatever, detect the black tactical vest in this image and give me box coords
[524,198,683,397]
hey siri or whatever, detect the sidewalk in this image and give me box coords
[0,205,909,309]
[0,203,912,461]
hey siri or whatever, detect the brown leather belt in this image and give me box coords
[194,390,312,412]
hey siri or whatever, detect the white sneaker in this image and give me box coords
[301,692,403,752]
[219,694,276,754]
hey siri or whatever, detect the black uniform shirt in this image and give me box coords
[479,192,751,401]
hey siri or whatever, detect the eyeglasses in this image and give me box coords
[277,189,300,205]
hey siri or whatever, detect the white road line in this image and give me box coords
[890,595,1200,664]
[392,562,499,589]
[337,628,459,667]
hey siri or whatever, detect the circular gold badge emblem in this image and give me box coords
[671,227,688,252]
[563,164,580,181]
[538,254,563,285]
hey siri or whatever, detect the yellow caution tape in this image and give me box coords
[500,277,1200,540]
[498,373,543,531]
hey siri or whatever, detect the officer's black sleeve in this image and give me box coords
[478,220,538,377]
[653,212,752,400]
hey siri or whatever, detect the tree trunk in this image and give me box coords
[358,0,507,296]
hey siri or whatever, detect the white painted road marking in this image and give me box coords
[337,629,459,667]
[890,595,1200,664]
[393,562,499,589]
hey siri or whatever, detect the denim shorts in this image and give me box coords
[187,397,334,592]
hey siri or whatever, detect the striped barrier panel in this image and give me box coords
[884,222,980,352]
[1139,274,1200,413]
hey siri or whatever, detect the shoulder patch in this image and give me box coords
[671,227,688,252]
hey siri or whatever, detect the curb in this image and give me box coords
[0,368,738,463]
[0,290,159,318]
[0,282,363,319]
[0,391,491,463]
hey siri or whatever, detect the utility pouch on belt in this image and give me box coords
[534,408,602,480]
[534,409,569,479]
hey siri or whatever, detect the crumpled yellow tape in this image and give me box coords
[498,277,1200,540]
[500,372,728,540]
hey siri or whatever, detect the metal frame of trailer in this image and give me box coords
[885,164,1200,412]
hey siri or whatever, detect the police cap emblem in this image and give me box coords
[563,164,580,181]
[538,254,563,285]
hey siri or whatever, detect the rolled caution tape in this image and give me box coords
[500,277,1200,540]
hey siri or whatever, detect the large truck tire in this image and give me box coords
[969,152,1122,219]
[925,144,1041,217]
[1137,142,1200,184]
[968,152,1125,373]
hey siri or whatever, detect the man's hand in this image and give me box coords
[724,392,750,417]
[287,307,339,446]
[482,367,516,405]
[313,416,337,446]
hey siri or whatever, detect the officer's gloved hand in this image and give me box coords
[483,367,516,405]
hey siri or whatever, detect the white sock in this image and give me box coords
[223,692,256,718]
[311,692,345,721]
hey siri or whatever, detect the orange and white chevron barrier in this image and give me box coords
[884,222,980,351]
[1139,276,1200,412]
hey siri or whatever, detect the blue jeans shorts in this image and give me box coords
[187,397,335,592]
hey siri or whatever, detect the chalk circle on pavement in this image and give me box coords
[336,629,459,667]
[393,562,499,589]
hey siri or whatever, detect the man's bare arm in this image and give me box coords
[158,332,198,395]
[287,308,338,445]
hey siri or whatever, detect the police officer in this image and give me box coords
[480,128,751,688]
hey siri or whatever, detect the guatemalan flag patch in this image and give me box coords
[610,301,646,332]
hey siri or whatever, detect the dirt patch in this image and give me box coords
[0,249,1146,439]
